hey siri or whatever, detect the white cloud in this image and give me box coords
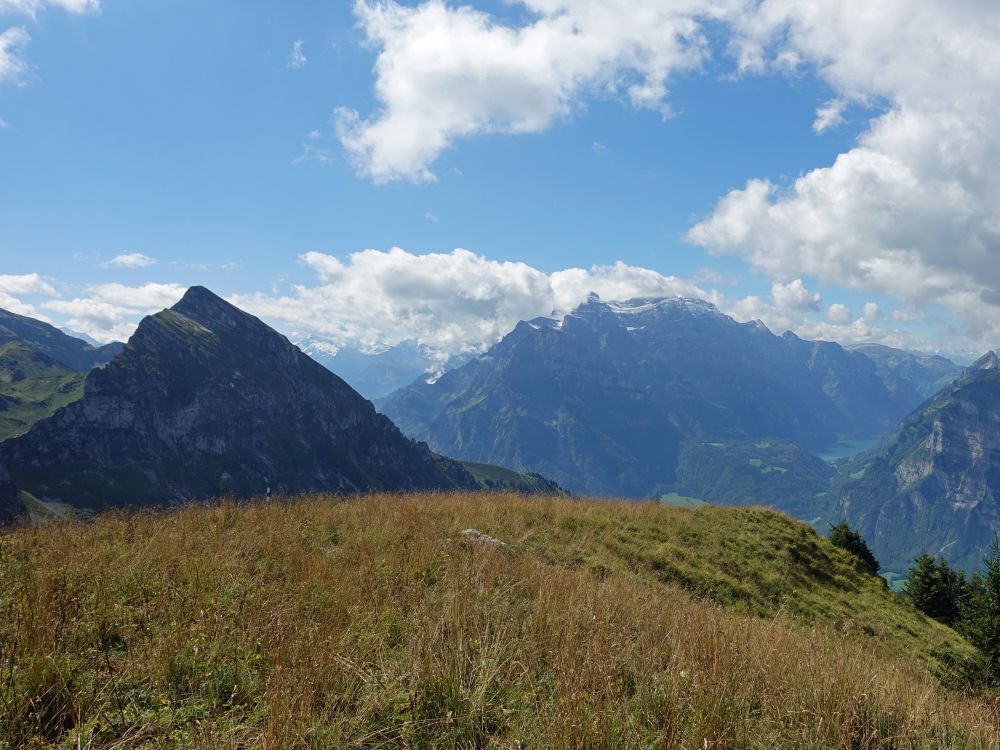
[0,273,56,319]
[231,247,708,365]
[0,26,29,84]
[287,39,307,70]
[293,130,332,165]
[0,272,55,296]
[727,292,913,350]
[0,0,99,16]
[42,282,186,343]
[103,252,157,269]
[771,278,820,312]
[688,0,1000,353]
[812,98,846,133]
[332,0,1000,352]
[336,0,727,183]
[862,301,880,321]
[826,303,851,324]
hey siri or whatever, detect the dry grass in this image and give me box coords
[0,492,998,749]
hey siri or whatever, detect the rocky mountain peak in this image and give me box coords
[169,286,264,336]
[1,288,476,508]
[969,350,999,372]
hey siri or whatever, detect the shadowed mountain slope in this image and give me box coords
[379,295,918,498]
[0,307,122,372]
[1,287,476,509]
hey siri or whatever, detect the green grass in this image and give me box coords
[658,491,708,508]
[0,493,992,748]
[458,460,565,493]
[0,341,84,440]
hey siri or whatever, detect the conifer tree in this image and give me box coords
[903,553,966,626]
[829,521,880,575]
[963,538,1000,679]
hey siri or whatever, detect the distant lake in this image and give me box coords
[816,435,881,462]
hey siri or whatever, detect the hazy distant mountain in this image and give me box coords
[1,287,476,509]
[0,341,85,441]
[848,343,961,407]
[837,351,1000,573]
[379,295,916,498]
[302,340,468,400]
[0,308,122,372]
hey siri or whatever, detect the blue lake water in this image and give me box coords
[815,435,881,462]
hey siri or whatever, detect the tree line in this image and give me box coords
[830,522,1000,683]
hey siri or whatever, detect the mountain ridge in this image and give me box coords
[1,286,477,508]
[837,350,1000,572]
[378,294,946,499]
[0,307,122,372]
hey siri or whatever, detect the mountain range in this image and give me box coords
[378,294,958,499]
[8,288,1000,577]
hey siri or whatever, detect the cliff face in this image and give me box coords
[380,295,908,497]
[1,287,475,508]
[837,352,1000,572]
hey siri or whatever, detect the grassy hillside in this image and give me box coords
[669,438,836,521]
[0,341,84,441]
[0,493,995,748]
[459,459,566,494]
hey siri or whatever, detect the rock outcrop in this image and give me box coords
[837,352,1000,572]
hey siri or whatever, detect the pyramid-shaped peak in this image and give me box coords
[173,285,229,310]
[170,286,248,327]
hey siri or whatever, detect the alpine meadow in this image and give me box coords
[3,0,1000,747]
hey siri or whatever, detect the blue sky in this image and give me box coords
[1,0,997,363]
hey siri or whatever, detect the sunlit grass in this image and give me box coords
[0,492,996,748]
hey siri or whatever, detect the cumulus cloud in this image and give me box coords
[286,39,306,69]
[333,0,1000,351]
[727,292,911,350]
[43,282,187,343]
[688,0,1000,352]
[826,303,851,324]
[336,0,726,183]
[231,247,709,365]
[0,26,28,84]
[1,0,99,88]
[0,273,56,322]
[771,279,820,312]
[103,252,156,269]
[0,273,56,320]
[0,272,55,296]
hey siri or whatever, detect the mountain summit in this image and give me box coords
[379,295,938,498]
[1,287,475,508]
